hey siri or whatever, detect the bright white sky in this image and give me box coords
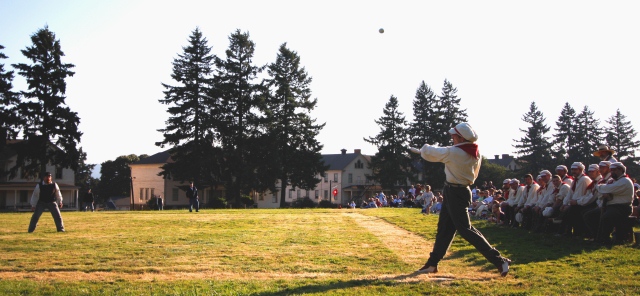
[2,0,639,177]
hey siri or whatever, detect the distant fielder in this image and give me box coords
[410,122,511,276]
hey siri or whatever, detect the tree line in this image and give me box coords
[366,85,639,190]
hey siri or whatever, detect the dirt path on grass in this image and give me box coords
[343,212,497,282]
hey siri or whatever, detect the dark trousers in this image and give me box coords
[584,204,632,243]
[28,202,65,232]
[426,185,506,268]
[565,203,596,236]
[189,198,199,212]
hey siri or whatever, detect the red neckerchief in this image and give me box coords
[456,143,479,159]
[537,184,546,194]
[571,174,586,191]
[552,182,567,194]
[563,175,574,181]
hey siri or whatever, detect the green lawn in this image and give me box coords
[0,208,638,295]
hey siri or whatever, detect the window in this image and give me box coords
[145,188,150,200]
[55,167,63,179]
[355,160,364,169]
[172,188,179,201]
[348,174,353,183]
[315,190,319,199]
[297,189,301,199]
[324,190,328,199]
[324,173,328,183]
[150,188,155,199]
[289,189,293,199]
[333,173,338,182]
[356,176,361,184]
[272,195,277,203]
[140,188,144,201]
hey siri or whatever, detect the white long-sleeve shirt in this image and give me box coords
[521,182,540,207]
[577,175,601,206]
[563,175,592,205]
[596,176,634,206]
[419,143,480,185]
[508,185,526,206]
[30,182,63,207]
[535,185,553,207]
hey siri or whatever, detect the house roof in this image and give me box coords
[132,150,172,165]
[487,154,516,168]
[322,152,363,170]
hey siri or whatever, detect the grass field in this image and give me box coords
[0,208,638,295]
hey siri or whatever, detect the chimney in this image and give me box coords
[502,154,510,159]
[341,149,347,155]
[354,149,361,154]
[495,155,499,160]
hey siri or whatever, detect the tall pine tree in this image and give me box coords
[157,27,220,187]
[213,29,265,205]
[604,109,640,175]
[364,95,411,191]
[434,79,468,146]
[262,43,326,207]
[574,106,602,165]
[1,45,21,150]
[11,26,82,178]
[513,102,554,174]
[408,81,442,186]
[553,102,578,166]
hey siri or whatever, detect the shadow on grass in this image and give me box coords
[454,221,619,267]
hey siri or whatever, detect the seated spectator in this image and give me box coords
[422,185,434,214]
[432,192,443,213]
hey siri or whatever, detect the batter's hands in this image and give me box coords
[409,147,420,154]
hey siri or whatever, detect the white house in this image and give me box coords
[0,140,79,211]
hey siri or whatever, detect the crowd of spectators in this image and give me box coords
[471,147,639,245]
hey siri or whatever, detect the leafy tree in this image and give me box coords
[0,44,21,152]
[553,102,578,166]
[604,109,640,176]
[574,106,602,165]
[10,26,82,178]
[513,102,554,174]
[262,43,326,207]
[213,29,265,206]
[476,157,509,188]
[95,154,146,201]
[408,81,443,187]
[364,95,411,191]
[156,27,221,187]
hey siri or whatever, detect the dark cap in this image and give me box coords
[44,172,52,177]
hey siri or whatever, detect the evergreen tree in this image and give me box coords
[11,26,82,178]
[157,27,220,187]
[574,106,602,165]
[553,102,578,165]
[213,29,265,206]
[433,79,468,146]
[408,81,443,187]
[263,43,326,207]
[364,95,411,191]
[604,109,640,176]
[0,45,21,152]
[513,102,554,174]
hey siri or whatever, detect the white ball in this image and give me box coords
[379,28,384,34]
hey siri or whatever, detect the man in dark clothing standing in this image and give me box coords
[28,172,65,232]
[83,188,95,212]
[410,122,511,277]
[186,182,199,212]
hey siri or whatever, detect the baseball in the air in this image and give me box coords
[379,28,384,34]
